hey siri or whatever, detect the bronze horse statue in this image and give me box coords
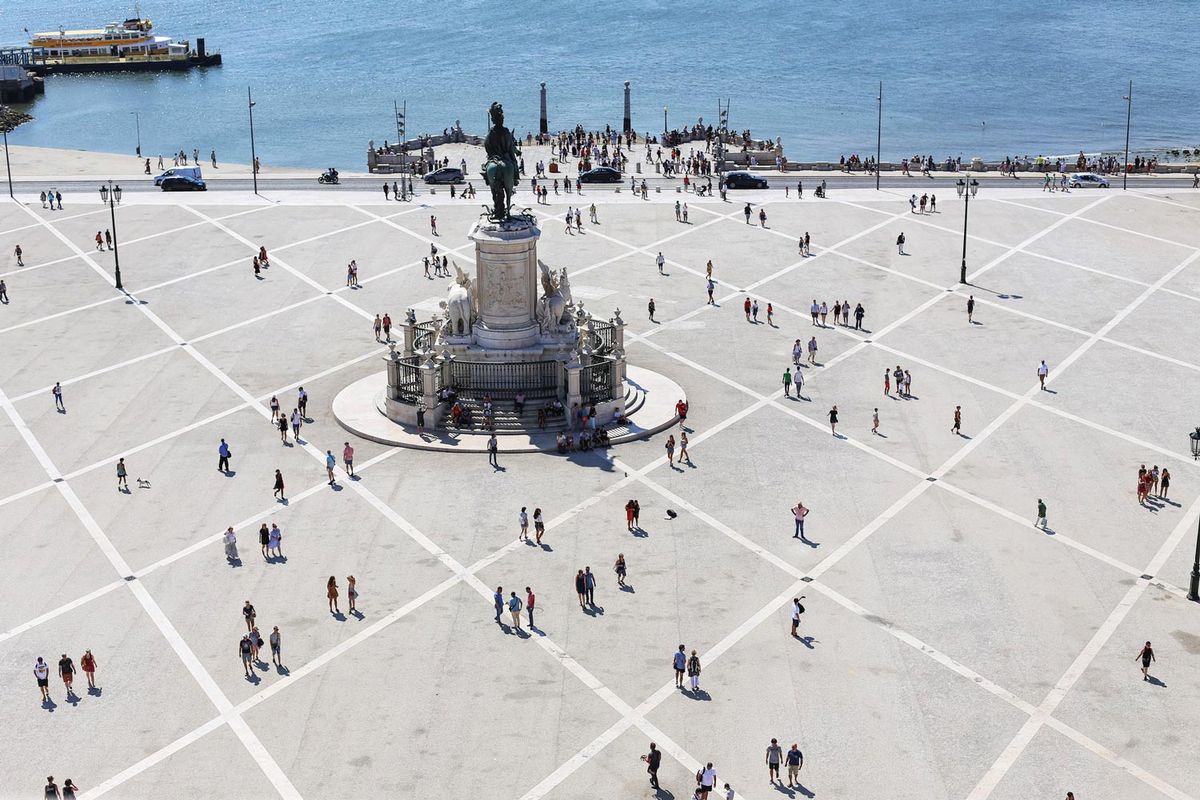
[481,102,521,222]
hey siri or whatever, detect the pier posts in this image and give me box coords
[539,83,548,135]
[623,81,631,133]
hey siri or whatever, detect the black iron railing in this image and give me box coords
[448,359,560,401]
[413,320,438,352]
[386,355,423,404]
[581,356,614,403]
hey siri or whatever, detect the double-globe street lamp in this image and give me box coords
[1188,427,1200,601]
[98,181,123,291]
[955,176,980,284]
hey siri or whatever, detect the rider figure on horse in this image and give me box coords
[482,102,521,222]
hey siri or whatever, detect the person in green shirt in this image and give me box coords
[782,368,793,397]
[1035,499,1048,530]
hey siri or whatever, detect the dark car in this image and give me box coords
[423,167,465,184]
[579,166,622,183]
[160,175,207,192]
[723,171,768,189]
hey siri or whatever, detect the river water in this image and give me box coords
[4,0,1198,169]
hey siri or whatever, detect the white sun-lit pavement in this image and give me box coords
[2,182,1200,800]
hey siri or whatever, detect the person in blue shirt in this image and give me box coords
[493,587,503,622]
[507,592,523,631]
[218,438,231,473]
[325,450,337,485]
[673,645,687,689]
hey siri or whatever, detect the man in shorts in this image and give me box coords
[58,653,75,695]
[342,442,355,478]
[674,645,687,689]
[34,657,50,701]
[239,635,255,677]
[766,738,783,784]
[785,744,804,788]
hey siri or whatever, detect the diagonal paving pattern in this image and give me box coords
[1,186,1199,800]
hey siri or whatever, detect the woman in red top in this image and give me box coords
[625,500,636,531]
[79,650,97,690]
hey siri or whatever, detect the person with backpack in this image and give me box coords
[790,597,806,637]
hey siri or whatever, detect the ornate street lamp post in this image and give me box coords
[98,181,123,290]
[955,176,980,284]
[1188,427,1200,601]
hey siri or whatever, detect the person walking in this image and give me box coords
[534,507,544,544]
[1135,641,1155,681]
[524,586,535,628]
[792,501,808,539]
[269,394,280,422]
[967,294,975,323]
[58,653,76,694]
[575,569,587,609]
[493,586,504,623]
[872,407,880,435]
[519,506,530,540]
[382,312,392,341]
[854,302,865,330]
[744,203,752,224]
[828,405,839,436]
[326,576,340,614]
[897,231,906,255]
[343,442,355,477]
[487,433,499,466]
[61,780,79,800]
[324,450,337,485]
[290,409,302,441]
[673,645,687,689]
[615,553,627,587]
[346,575,358,614]
[239,634,254,677]
[679,431,690,464]
[34,657,51,702]
[665,434,676,466]
[656,251,665,275]
[95,231,104,251]
[80,649,97,690]
[373,314,383,341]
[430,215,438,236]
[13,243,22,266]
[766,738,784,784]
[687,649,702,691]
[116,458,129,492]
[751,299,760,323]
[268,523,282,558]
[790,596,805,637]
[273,469,285,501]
[647,298,656,322]
[297,387,308,418]
[218,438,231,473]
[1035,498,1048,530]
[507,591,523,630]
[53,382,65,412]
[242,599,256,632]
[584,566,596,605]
[223,527,238,562]
[1160,467,1171,499]
[625,500,636,531]
[277,414,288,444]
[782,367,793,397]
[258,523,270,558]
[269,626,282,666]
[785,744,804,788]
[1037,360,1049,390]
[951,405,962,436]
[105,230,112,250]
[642,743,662,789]
[0,278,7,304]
[808,336,818,365]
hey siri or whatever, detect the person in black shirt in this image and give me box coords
[642,742,662,789]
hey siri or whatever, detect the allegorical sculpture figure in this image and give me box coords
[440,261,477,335]
[481,102,521,221]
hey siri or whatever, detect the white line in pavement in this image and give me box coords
[9,202,306,800]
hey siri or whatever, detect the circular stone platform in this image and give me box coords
[332,365,684,452]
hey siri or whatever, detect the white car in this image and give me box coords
[1068,172,1109,188]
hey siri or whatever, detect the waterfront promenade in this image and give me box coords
[1,171,1199,800]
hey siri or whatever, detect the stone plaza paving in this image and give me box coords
[2,183,1200,800]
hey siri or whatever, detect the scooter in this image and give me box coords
[317,169,340,185]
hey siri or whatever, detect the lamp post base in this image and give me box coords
[959,260,967,284]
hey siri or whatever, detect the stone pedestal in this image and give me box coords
[469,218,543,350]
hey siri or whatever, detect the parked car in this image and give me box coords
[723,171,769,189]
[153,166,203,186]
[578,166,622,183]
[160,175,207,191]
[423,167,465,184]
[1068,172,1109,188]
